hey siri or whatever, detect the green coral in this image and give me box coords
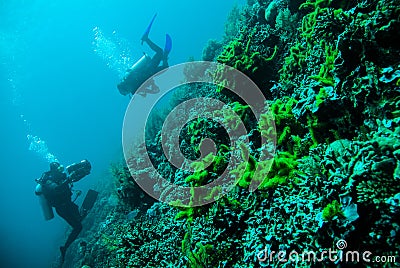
[185,149,215,185]
[299,0,333,11]
[173,144,231,222]
[279,43,307,80]
[187,118,209,149]
[259,151,299,190]
[269,97,301,147]
[270,97,298,124]
[229,143,257,188]
[181,224,212,268]
[174,150,224,222]
[322,200,343,221]
[217,35,278,73]
[172,187,198,223]
[309,44,338,86]
[255,98,305,189]
[213,101,251,131]
[281,0,338,82]
[175,207,195,222]
[229,141,298,190]
[315,87,329,108]
[258,112,275,138]
[186,170,209,184]
[212,144,230,174]
[307,114,323,148]
[300,0,333,44]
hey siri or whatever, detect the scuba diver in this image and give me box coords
[35,160,97,265]
[117,14,172,97]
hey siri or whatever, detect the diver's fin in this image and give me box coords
[164,34,172,54]
[80,189,99,219]
[141,13,157,43]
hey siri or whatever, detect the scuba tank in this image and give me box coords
[130,54,151,74]
[35,184,54,221]
[117,54,151,96]
[34,159,91,221]
[66,159,91,182]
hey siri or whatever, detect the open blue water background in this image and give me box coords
[0,0,245,267]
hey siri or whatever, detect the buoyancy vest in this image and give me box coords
[40,171,72,207]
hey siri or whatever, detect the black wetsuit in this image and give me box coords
[40,170,82,259]
[117,36,169,96]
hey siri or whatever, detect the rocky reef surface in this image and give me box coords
[63,0,399,267]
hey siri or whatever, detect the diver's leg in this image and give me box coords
[142,36,163,55]
[59,223,82,264]
[56,202,83,262]
[162,53,169,68]
[142,36,163,70]
[63,222,83,249]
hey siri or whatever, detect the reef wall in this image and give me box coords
[65,0,400,267]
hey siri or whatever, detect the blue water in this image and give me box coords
[0,0,245,267]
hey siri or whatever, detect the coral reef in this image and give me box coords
[63,0,400,267]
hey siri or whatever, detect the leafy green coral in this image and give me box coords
[280,0,340,84]
[228,141,298,190]
[309,43,339,86]
[186,152,214,185]
[255,98,306,189]
[300,0,333,43]
[322,200,343,221]
[258,112,275,138]
[217,35,278,73]
[258,151,299,190]
[271,97,298,125]
[187,118,209,149]
[212,144,230,174]
[269,97,302,147]
[172,138,232,220]
[172,190,197,223]
[315,87,329,108]
[279,43,307,79]
[213,101,251,131]
[229,143,258,188]
[175,205,195,222]
[181,224,212,268]
[211,28,278,92]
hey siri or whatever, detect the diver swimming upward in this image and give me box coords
[117,14,172,97]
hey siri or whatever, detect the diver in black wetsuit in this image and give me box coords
[36,162,86,264]
[117,14,172,97]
